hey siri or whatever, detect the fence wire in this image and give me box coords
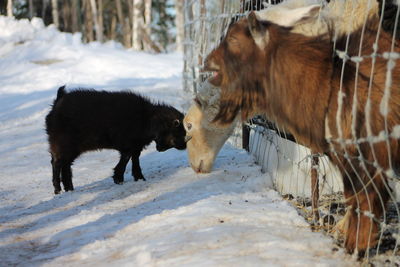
[183,0,400,264]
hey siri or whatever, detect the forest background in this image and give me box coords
[0,0,185,53]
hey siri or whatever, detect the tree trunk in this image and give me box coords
[42,0,49,20]
[110,15,117,41]
[7,0,13,17]
[115,0,129,47]
[132,0,143,50]
[174,0,184,52]
[125,18,132,48]
[128,0,134,47]
[144,0,151,35]
[71,0,80,33]
[84,0,94,42]
[51,0,59,28]
[98,0,103,40]
[28,0,34,19]
[128,0,133,29]
[62,2,71,32]
[90,0,103,42]
[143,0,152,51]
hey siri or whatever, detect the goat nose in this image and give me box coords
[198,160,204,173]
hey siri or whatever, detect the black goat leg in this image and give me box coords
[51,156,62,194]
[113,152,131,184]
[132,150,145,181]
[61,159,74,192]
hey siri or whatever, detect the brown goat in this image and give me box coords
[204,7,400,254]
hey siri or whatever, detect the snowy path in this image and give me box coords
[0,16,357,266]
[0,147,355,266]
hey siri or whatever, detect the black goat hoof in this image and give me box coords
[54,189,61,194]
[134,176,146,182]
[113,176,124,184]
[64,185,74,192]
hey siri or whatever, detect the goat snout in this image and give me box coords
[196,160,204,173]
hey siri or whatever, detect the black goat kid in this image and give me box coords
[45,86,186,194]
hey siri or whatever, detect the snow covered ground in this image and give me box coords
[0,16,358,266]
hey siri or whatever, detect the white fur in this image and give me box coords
[255,0,379,39]
[256,2,323,28]
[326,0,379,37]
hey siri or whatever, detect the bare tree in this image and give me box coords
[28,0,34,19]
[71,0,80,33]
[132,0,143,50]
[110,14,117,40]
[128,0,133,46]
[51,0,59,27]
[62,2,71,31]
[1,0,177,49]
[84,0,94,42]
[7,0,13,17]
[128,0,133,28]
[42,0,49,19]
[175,0,184,52]
[90,0,103,42]
[144,0,151,36]
[142,0,152,51]
[115,0,131,47]
[98,0,104,40]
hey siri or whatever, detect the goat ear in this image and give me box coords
[248,11,269,49]
[270,4,321,27]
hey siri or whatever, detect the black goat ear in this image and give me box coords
[173,119,181,127]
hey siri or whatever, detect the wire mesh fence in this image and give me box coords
[183,0,400,264]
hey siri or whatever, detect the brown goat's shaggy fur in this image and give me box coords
[205,12,400,254]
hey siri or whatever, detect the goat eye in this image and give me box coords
[173,119,180,127]
[228,36,239,45]
[228,37,237,42]
[228,37,241,53]
[186,123,192,131]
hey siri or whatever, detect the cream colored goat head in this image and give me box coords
[184,82,238,173]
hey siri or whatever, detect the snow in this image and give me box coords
[0,16,357,266]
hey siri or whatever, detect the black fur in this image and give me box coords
[45,86,186,194]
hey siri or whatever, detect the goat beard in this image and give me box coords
[213,77,266,124]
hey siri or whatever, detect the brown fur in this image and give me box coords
[206,19,267,123]
[205,14,400,254]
